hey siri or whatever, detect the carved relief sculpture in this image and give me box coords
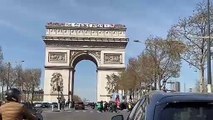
[48,52,67,63]
[104,53,122,64]
[50,72,63,93]
[90,51,101,62]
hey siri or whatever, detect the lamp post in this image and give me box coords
[6,60,24,91]
[0,65,3,101]
[57,85,61,111]
[6,62,11,91]
[207,0,212,93]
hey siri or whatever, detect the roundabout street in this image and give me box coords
[42,107,129,120]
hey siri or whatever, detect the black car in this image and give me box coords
[42,102,50,108]
[74,102,85,110]
[112,91,213,120]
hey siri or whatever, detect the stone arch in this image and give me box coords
[70,51,100,68]
[43,22,128,103]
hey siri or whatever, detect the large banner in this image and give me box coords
[47,22,126,28]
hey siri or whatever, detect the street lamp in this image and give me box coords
[0,65,4,100]
[207,0,212,93]
[18,61,24,92]
[57,85,61,111]
[6,62,11,91]
[133,40,142,43]
[6,60,25,91]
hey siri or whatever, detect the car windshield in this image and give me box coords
[159,102,213,120]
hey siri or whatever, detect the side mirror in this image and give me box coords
[111,115,124,120]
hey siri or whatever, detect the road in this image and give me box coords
[42,107,129,120]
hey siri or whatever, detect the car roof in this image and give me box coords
[147,91,213,105]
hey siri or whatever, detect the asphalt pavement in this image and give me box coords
[42,107,129,120]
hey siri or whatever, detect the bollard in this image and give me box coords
[58,102,60,111]
[51,104,54,111]
[69,103,71,109]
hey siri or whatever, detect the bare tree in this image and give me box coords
[144,37,183,90]
[30,69,41,103]
[22,69,32,101]
[117,70,136,92]
[4,62,16,90]
[22,69,41,102]
[14,64,24,91]
[0,63,7,100]
[137,52,156,90]
[105,38,183,100]
[168,1,213,92]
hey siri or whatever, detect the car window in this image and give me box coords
[158,102,213,120]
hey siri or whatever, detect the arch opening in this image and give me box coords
[71,53,98,102]
[72,53,98,68]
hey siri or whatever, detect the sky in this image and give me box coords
[0,0,204,102]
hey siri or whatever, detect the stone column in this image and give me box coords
[69,69,75,108]
[96,69,121,102]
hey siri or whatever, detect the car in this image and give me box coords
[74,102,85,110]
[51,102,58,108]
[111,91,213,120]
[22,102,43,120]
[42,102,50,108]
[33,102,43,108]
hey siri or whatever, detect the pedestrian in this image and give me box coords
[115,95,120,110]
[100,101,103,112]
[112,101,117,113]
[103,101,108,112]
[0,88,37,120]
[61,99,65,110]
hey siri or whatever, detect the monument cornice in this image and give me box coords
[97,67,126,70]
[44,40,128,49]
[43,36,129,43]
[44,66,74,70]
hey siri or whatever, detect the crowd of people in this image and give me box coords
[93,95,135,113]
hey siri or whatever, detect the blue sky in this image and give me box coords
[0,0,203,102]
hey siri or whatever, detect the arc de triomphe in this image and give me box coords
[43,22,128,102]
